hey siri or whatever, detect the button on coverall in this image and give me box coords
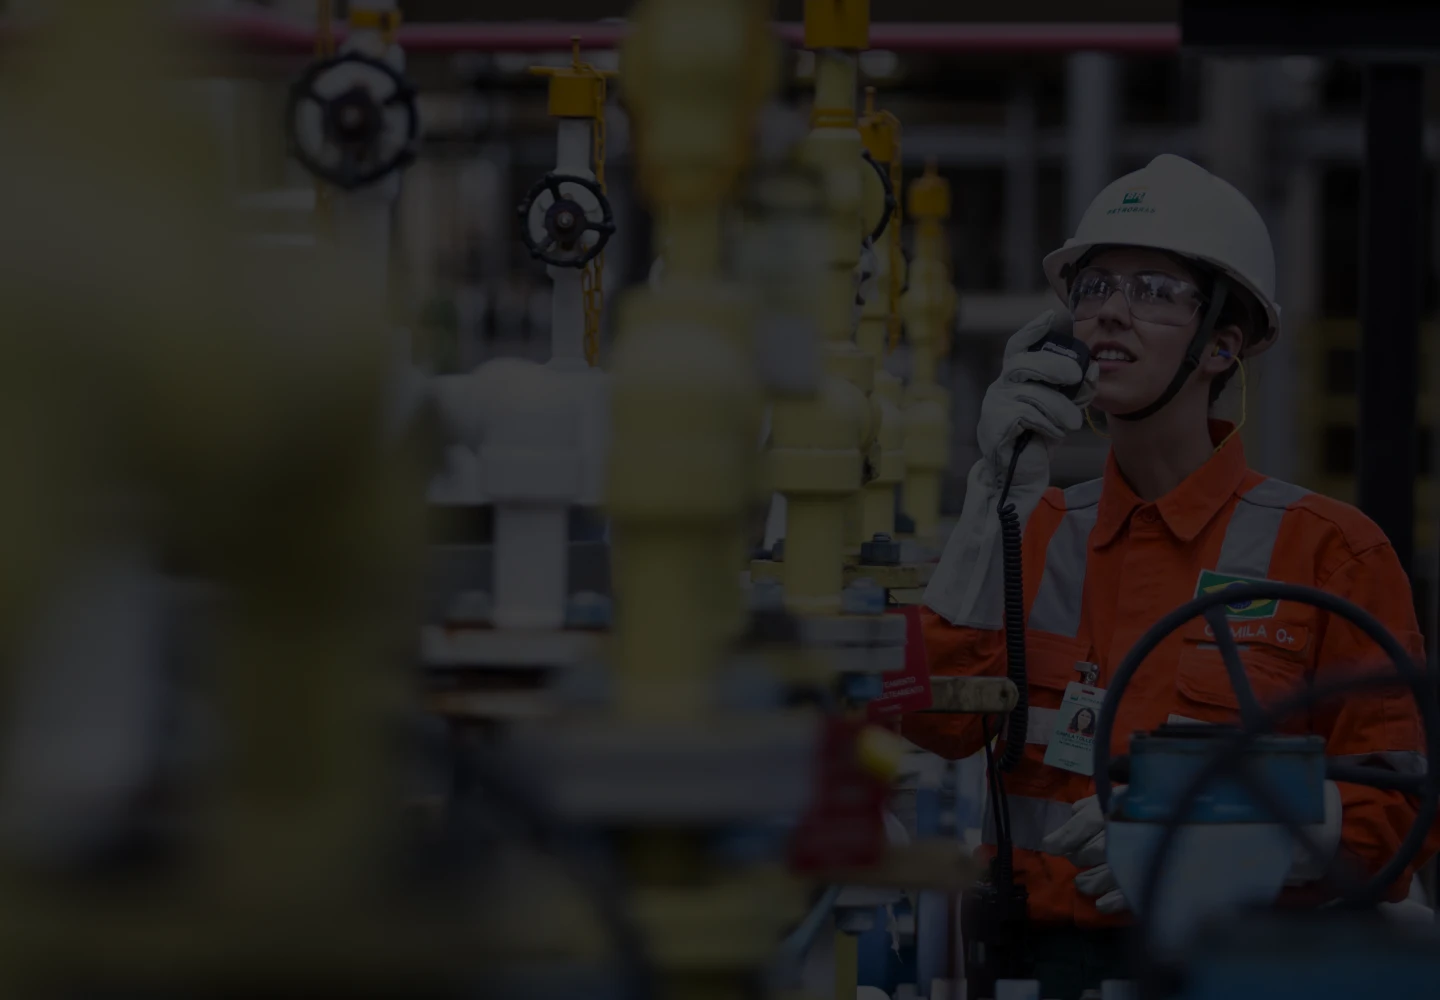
[904,427,1438,928]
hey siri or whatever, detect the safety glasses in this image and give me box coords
[1068,266,1207,327]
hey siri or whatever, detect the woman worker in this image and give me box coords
[903,154,1437,998]
[1067,707,1096,737]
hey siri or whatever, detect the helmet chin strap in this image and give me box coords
[1112,277,1231,423]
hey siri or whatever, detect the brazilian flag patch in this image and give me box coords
[1194,570,1279,619]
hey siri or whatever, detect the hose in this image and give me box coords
[996,432,1032,772]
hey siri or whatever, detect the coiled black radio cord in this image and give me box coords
[997,431,1033,772]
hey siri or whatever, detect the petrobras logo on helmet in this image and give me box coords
[1107,187,1156,217]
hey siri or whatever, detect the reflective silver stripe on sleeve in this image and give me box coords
[1216,479,1310,579]
[1028,480,1102,638]
[1333,751,1428,776]
[1026,707,1058,745]
[982,793,1076,851]
[1063,479,1104,510]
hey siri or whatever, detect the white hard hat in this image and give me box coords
[1042,154,1280,356]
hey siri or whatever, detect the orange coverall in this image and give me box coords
[904,427,1437,927]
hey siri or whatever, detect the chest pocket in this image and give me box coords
[1005,632,1092,795]
[1176,638,1311,730]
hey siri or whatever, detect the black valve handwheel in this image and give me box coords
[517,173,616,269]
[286,52,419,191]
[1092,582,1440,908]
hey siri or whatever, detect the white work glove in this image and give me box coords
[1042,790,1129,915]
[1287,779,1343,884]
[1034,780,1339,917]
[923,311,1097,628]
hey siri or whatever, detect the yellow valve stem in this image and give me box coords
[349,8,403,46]
[316,0,336,57]
[582,45,609,367]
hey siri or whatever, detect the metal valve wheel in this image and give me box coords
[517,173,616,269]
[1092,582,1440,907]
[287,52,420,191]
[862,150,897,245]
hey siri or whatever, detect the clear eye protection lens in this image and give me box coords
[1070,268,1205,326]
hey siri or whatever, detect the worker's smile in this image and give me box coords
[1089,340,1137,375]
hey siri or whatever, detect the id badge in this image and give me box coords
[1043,682,1106,776]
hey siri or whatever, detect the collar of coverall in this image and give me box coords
[1089,419,1248,548]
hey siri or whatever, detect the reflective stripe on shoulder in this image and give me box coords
[1064,479,1104,510]
[1029,479,1103,638]
[1167,714,1209,725]
[1216,478,1311,579]
[982,793,1075,851]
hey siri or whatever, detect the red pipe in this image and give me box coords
[192,11,1179,55]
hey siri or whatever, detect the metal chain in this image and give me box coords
[581,72,608,367]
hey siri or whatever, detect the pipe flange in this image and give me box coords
[518,172,616,268]
[504,714,821,823]
[286,52,419,191]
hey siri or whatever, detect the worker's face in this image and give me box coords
[1070,248,1240,415]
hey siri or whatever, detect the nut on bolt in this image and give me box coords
[860,532,901,566]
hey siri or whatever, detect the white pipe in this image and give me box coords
[541,115,609,508]
[329,202,392,304]
[334,0,404,315]
[493,506,569,629]
[550,278,587,368]
[555,119,591,175]
[469,360,582,629]
[549,119,594,369]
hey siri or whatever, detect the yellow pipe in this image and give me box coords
[854,91,910,544]
[857,222,906,543]
[610,6,799,1000]
[770,2,875,603]
[900,159,956,545]
[769,376,871,614]
[659,203,725,281]
[783,497,847,612]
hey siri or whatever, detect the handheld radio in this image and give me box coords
[965,319,1090,999]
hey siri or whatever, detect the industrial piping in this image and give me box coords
[155,12,1184,54]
